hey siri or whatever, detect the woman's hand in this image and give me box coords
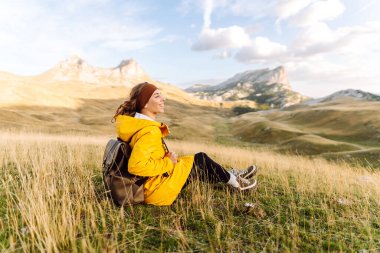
[165,151,178,165]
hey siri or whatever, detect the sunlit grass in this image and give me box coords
[1,132,379,252]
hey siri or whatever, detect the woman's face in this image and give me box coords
[144,89,165,115]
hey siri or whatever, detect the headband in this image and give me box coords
[136,83,158,112]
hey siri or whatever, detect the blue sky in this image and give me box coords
[0,0,379,97]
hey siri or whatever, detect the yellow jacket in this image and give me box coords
[116,115,194,206]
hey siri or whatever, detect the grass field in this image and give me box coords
[2,96,380,170]
[1,131,380,252]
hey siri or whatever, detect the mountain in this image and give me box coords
[39,55,149,85]
[186,66,308,108]
[185,84,211,93]
[325,89,380,101]
[0,56,233,109]
[304,89,380,105]
[0,55,154,108]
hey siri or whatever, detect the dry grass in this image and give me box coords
[272,99,380,137]
[0,98,230,141]
[278,134,361,155]
[1,131,380,252]
[227,101,380,164]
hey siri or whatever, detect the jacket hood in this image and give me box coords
[115,115,170,140]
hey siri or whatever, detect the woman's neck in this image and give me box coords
[140,110,156,120]
[135,112,156,121]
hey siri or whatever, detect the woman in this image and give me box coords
[113,82,257,206]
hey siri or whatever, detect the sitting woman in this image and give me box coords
[113,82,257,206]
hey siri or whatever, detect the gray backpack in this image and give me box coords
[102,138,146,205]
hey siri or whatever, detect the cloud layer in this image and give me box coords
[0,0,379,97]
[0,0,162,73]
[187,0,380,96]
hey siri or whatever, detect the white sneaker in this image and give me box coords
[236,177,257,191]
[229,165,258,180]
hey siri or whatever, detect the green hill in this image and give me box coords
[1,89,380,168]
[278,134,361,155]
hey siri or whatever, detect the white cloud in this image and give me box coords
[285,21,380,97]
[181,0,278,19]
[202,0,214,29]
[292,21,380,57]
[235,37,287,63]
[191,0,264,51]
[285,23,380,97]
[0,0,162,74]
[291,22,336,56]
[286,53,380,97]
[186,0,380,97]
[289,0,345,27]
[229,0,277,18]
[275,0,316,20]
[192,26,251,50]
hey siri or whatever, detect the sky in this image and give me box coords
[0,0,380,98]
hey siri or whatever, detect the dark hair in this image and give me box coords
[112,82,152,122]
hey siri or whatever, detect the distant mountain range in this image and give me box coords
[1,56,379,109]
[186,66,308,108]
[304,89,380,105]
[40,55,150,85]
[186,66,380,108]
[0,56,227,108]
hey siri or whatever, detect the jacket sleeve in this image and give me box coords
[128,128,174,177]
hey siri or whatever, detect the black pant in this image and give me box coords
[184,152,231,187]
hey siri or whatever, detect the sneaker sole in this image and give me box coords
[238,178,258,191]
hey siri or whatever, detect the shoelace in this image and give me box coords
[230,166,256,177]
[240,168,250,174]
[230,168,244,176]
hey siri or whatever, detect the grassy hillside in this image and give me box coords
[228,99,380,167]
[0,98,230,141]
[273,99,380,145]
[230,115,305,144]
[0,132,379,252]
[1,89,379,168]
[278,134,361,155]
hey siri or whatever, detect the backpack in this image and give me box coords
[102,138,146,206]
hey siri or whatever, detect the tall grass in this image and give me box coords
[1,132,379,252]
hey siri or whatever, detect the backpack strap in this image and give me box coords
[116,130,149,183]
[161,138,169,153]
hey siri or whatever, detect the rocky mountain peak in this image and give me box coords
[65,55,85,64]
[269,66,288,86]
[304,89,380,104]
[57,55,88,70]
[186,66,307,108]
[328,89,378,99]
[117,58,135,68]
[215,65,290,91]
[42,56,149,85]
[115,58,146,77]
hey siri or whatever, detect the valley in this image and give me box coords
[1,96,379,168]
[1,56,379,169]
[1,56,379,251]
